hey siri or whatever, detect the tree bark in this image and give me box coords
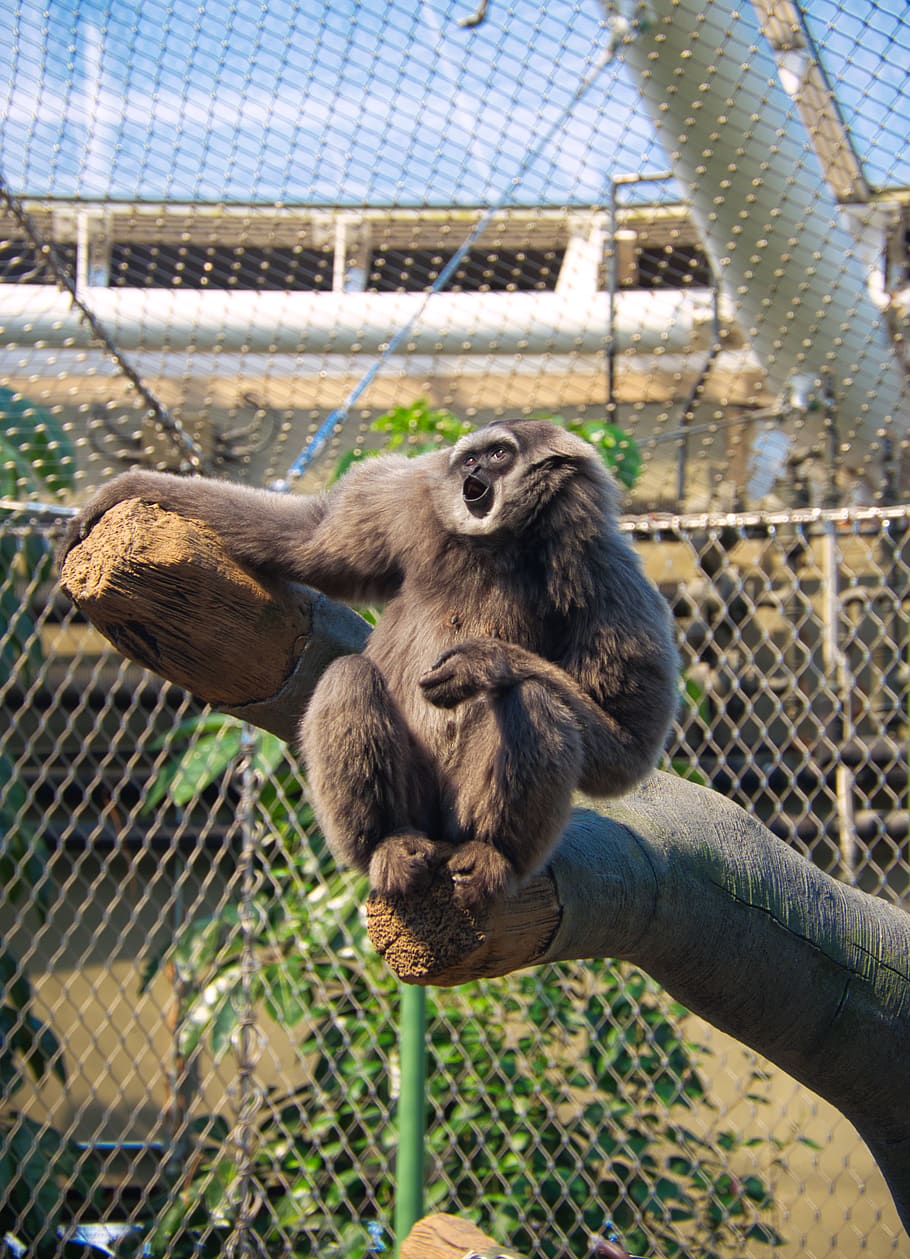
[398,1212,630,1259]
[59,498,910,1234]
[59,498,369,742]
[398,1213,510,1259]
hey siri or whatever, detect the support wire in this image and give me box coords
[281,18,637,484]
[0,172,210,476]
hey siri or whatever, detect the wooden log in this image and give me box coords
[399,1213,516,1259]
[399,1212,632,1259]
[364,871,561,983]
[59,497,369,742]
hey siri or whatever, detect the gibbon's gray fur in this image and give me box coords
[64,420,679,909]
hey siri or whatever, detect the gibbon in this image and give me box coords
[65,420,679,909]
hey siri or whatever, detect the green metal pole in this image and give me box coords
[394,982,427,1253]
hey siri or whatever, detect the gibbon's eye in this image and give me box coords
[489,445,512,463]
[463,454,479,469]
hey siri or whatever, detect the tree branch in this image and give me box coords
[59,498,910,1233]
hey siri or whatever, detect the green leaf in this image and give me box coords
[252,731,288,779]
[0,558,45,677]
[681,672,712,725]
[329,447,381,482]
[796,1134,823,1151]
[144,1194,196,1253]
[0,940,32,1014]
[563,417,643,488]
[371,398,474,446]
[8,1119,66,1251]
[18,1013,65,1084]
[177,959,248,1059]
[152,711,243,746]
[0,386,75,500]
[0,1007,25,1095]
[262,965,313,1028]
[745,1222,785,1246]
[145,725,244,808]
[669,756,709,785]
[742,1174,771,1204]
[209,994,243,1061]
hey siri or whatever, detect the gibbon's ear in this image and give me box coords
[527,421,623,514]
[539,424,595,461]
[504,418,596,464]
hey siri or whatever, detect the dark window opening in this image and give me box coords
[636,244,712,288]
[367,247,564,293]
[0,239,76,283]
[109,243,334,290]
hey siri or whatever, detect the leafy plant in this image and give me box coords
[331,397,643,490]
[1,393,73,960]
[129,870,380,1254]
[0,945,101,1255]
[0,389,75,688]
[424,966,783,1258]
[668,674,710,785]
[135,717,785,1258]
[0,386,75,930]
[0,386,75,504]
[370,399,473,451]
[538,413,643,490]
[1,392,89,1255]
[331,398,472,481]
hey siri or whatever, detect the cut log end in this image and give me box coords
[400,1213,519,1259]
[59,498,312,707]
[366,870,563,986]
[365,883,489,983]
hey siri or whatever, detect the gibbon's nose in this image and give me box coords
[463,470,493,514]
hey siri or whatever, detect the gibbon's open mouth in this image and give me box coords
[463,471,494,515]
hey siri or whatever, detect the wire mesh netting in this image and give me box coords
[2,0,910,1255]
[4,510,909,1257]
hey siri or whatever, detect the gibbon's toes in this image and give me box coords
[368,833,453,899]
[446,840,513,911]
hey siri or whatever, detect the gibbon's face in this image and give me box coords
[439,425,523,537]
[440,420,594,537]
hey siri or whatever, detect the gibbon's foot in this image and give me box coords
[368,833,453,899]
[446,840,513,911]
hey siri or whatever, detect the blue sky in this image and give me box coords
[0,0,907,205]
[802,0,910,188]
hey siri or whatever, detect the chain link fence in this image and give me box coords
[2,0,910,1254]
[2,508,908,1257]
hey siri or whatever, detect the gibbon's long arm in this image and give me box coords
[62,469,328,571]
[573,626,680,798]
[62,456,425,604]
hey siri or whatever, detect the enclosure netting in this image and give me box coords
[1,0,909,1255]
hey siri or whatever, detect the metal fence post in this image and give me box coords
[394,982,427,1252]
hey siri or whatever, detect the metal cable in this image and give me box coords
[279,18,640,485]
[0,172,210,476]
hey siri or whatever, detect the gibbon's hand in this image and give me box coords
[59,471,179,563]
[419,637,522,708]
